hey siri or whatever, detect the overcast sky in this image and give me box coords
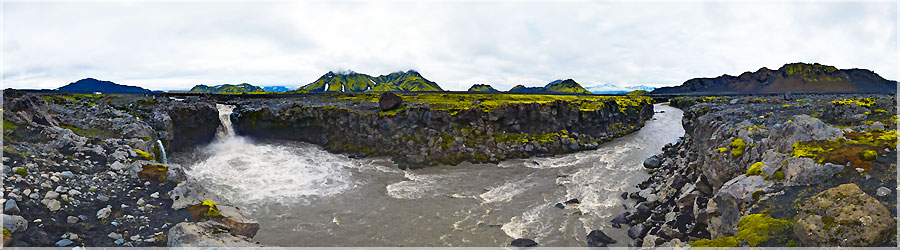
[3,1,897,91]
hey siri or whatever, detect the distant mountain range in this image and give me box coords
[296,70,443,93]
[190,83,264,94]
[262,86,291,92]
[652,62,898,94]
[468,84,499,92]
[57,78,151,93]
[509,79,591,94]
[586,83,657,94]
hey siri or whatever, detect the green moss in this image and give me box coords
[861,149,878,161]
[140,136,152,141]
[691,214,791,247]
[187,200,223,219]
[3,227,10,240]
[717,147,728,153]
[735,214,792,246]
[691,237,740,247]
[791,129,895,171]
[336,93,650,114]
[729,138,747,158]
[61,125,119,138]
[134,149,154,161]
[786,241,799,247]
[832,98,875,108]
[746,162,764,176]
[3,119,18,133]
[15,167,28,176]
[138,163,168,182]
[773,171,785,180]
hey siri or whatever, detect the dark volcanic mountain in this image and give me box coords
[296,70,443,93]
[508,79,591,94]
[652,63,897,94]
[57,78,151,93]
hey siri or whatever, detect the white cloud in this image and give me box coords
[2,1,896,91]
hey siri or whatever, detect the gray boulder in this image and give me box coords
[2,214,28,233]
[167,221,262,247]
[794,184,895,246]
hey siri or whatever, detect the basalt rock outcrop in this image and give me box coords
[621,94,897,247]
[232,96,653,168]
[2,91,257,247]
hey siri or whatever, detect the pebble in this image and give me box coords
[876,187,892,197]
[108,232,123,240]
[97,194,110,202]
[150,192,159,199]
[68,189,82,196]
[22,189,31,196]
[50,176,60,182]
[34,218,42,223]
[46,199,62,211]
[130,235,140,241]
[115,239,125,245]
[45,191,60,199]
[55,239,73,247]
[137,198,146,206]
[97,205,112,219]
[69,233,78,240]
[60,171,75,178]
[4,199,20,214]
[67,216,80,224]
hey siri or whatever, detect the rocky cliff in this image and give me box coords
[231,94,654,168]
[618,94,897,247]
[2,91,258,247]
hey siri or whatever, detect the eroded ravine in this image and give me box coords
[176,103,684,247]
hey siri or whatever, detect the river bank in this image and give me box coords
[622,94,897,247]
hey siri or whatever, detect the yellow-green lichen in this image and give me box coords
[690,214,791,247]
[773,171,785,180]
[138,163,168,182]
[746,162,764,176]
[15,167,28,176]
[729,138,747,158]
[832,98,875,108]
[717,147,728,153]
[791,129,896,172]
[134,149,154,161]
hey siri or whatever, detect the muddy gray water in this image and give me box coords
[176,103,684,247]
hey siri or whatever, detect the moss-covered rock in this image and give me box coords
[138,163,169,182]
[793,183,895,246]
[691,214,791,247]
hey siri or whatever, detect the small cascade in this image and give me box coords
[216,104,236,140]
[157,139,168,164]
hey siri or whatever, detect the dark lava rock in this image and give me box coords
[629,192,646,202]
[378,92,403,111]
[643,155,661,168]
[554,203,565,209]
[510,238,539,247]
[564,198,580,205]
[628,223,648,239]
[611,213,630,224]
[631,203,651,221]
[587,229,617,247]
[620,192,629,200]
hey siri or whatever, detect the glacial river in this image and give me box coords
[175,103,683,247]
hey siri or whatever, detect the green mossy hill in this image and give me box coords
[508,79,591,94]
[297,70,443,93]
[190,83,265,94]
[467,84,499,92]
[297,71,376,93]
[544,79,591,94]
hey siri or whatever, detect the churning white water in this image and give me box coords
[184,104,359,205]
[177,103,685,247]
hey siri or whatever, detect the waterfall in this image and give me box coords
[216,104,236,140]
[156,139,168,164]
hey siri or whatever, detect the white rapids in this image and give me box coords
[175,103,685,247]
